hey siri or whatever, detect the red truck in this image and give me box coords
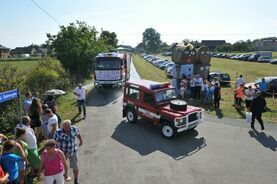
[94,52,131,88]
[123,79,204,138]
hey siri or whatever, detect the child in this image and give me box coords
[0,140,27,184]
[41,104,49,139]
[180,83,185,99]
[0,145,9,184]
[235,84,244,109]
[14,128,29,184]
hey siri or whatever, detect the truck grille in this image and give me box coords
[188,113,198,122]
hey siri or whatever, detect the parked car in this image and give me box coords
[165,66,173,78]
[245,76,277,94]
[164,62,174,70]
[270,59,277,64]
[257,56,271,63]
[248,54,260,62]
[241,54,252,61]
[208,72,231,85]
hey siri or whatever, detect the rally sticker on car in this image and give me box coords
[138,108,161,119]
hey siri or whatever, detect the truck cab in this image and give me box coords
[123,79,204,138]
[94,52,130,88]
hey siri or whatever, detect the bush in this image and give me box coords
[25,60,71,96]
[0,65,25,135]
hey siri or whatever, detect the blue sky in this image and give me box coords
[1,0,277,48]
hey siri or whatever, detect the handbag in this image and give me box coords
[245,112,252,124]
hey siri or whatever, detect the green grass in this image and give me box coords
[0,60,40,72]
[133,55,277,124]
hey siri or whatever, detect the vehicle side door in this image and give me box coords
[138,92,160,124]
[124,84,140,110]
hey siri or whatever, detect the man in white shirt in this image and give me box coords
[73,83,87,118]
[244,85,255,111]
[235,75,245,88]
[45,109,59,138]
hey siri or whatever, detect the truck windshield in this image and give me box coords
[155,89,177,103]
[95,60,121,70]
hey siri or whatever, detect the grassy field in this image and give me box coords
[0,59,41,72]
[133,55,277,124]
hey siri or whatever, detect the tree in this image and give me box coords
[47,21,109,82]
[99,30,118,48]
[142,28,162,53]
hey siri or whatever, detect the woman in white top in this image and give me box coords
[244,86,255,111]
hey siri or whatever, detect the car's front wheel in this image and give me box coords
[126,108,137,123]
[161,123,175,139]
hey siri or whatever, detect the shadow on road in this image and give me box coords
[111,119,207,160]
[86,87,123,106]
[248,129,277,151]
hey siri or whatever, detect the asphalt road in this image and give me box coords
[75,62,277,184]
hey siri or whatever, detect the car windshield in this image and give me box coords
[220,74,229,79]
[95,60,121,70]
[155,88,177,103]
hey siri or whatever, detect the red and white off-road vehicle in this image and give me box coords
[123,79,204,138]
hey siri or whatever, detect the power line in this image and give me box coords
[29,0,61,26]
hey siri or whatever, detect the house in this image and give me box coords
[10,45,48,57]
[253,38,277,51]
[201,40,226,51]
[0,45,10,58]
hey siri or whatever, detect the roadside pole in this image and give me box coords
[17,89,22,126]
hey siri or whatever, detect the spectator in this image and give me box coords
[0,134,7,144]
[204,84,213,102]
[73,83,87,119]
[29,98,42,139]
[244,86,255,111]
[37,139,71,184]
[23,92,32,116]
[194,75,203,99]
[0,140,26,184]
[250,91,266,130]
[201,80,208,101]
[14,128,29,184]
[180,83,185,99]
[16,116,40,176]
[211,77,220,87]
[258,78,269,95]
[235,75,245,88]
[235,84,244,109]
[41,104,49,139]
[213,83,221,108]
[0,162,9,184]
[44,95,61,125]
[45,109,59,139]
[0,144,9,184]
[189,76,195,99]
[54,120,83,184]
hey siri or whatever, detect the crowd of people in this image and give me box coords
[178,74,268,130]
[0,83,86,184]
[179,74,222,108]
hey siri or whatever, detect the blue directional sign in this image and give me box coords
[0,89,19,103]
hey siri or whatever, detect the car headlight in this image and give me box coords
[174,117,186,127]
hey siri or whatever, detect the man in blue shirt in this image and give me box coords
[0,140,26,184]
[258,78,268,95]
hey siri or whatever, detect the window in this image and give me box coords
[126,86,139,100]
[143,93,155,104]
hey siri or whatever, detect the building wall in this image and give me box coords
[0,50,10,58]
[254,40,277,51]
